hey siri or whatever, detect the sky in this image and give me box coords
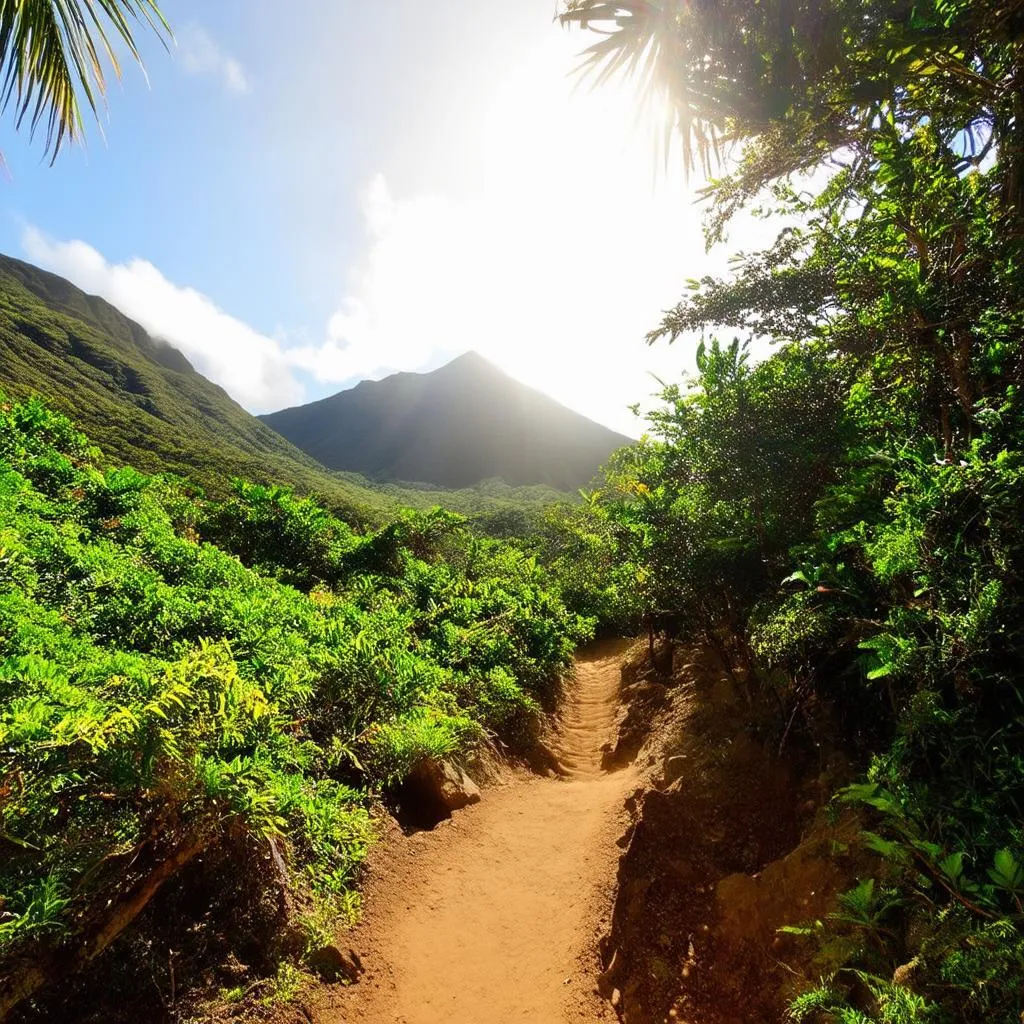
[0,0,774,438]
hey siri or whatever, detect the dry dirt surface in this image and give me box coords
[324,637,636,1024]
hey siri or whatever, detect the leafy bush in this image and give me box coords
[0,394,590,1012]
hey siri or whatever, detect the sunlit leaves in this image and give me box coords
[0,391,587,986]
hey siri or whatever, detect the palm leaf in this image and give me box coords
[0,0,170,162]
[560,1,747,177]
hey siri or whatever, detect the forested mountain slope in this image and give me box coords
[260,351,631,490]
[0,256,577,524]
[0,253,391,515]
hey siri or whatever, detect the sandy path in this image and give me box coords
[328,638,634,1023]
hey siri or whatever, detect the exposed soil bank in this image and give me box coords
[599,641,860,1024]
[321,637,636,1023]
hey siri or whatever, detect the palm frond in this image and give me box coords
[560,1,734,177]
[0,0,170,162]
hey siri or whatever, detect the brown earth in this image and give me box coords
[321,637,637,1023]
[597,640,861,1024]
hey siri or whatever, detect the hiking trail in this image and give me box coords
[328,637,635,1023]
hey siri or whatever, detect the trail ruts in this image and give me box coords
[329,637,634,1024]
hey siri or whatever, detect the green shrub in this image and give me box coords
[0,392,588,1009]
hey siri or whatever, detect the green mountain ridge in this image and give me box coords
[0,253,383,511]
[261,350,632,491]
[0,254,577,523]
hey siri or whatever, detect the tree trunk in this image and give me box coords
[0,831,211,1021]
[1003,47,1024,235]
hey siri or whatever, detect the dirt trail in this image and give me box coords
[330,638,634,1023]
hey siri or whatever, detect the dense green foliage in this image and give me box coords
[0,394,589,1009]
[562,1,1024,1020]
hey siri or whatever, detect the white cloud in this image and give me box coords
[22,227,303,412]
[176,23,250,96]
[284,32,785,438]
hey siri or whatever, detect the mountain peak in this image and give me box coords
[435,350,498,374]
[448,349,488,364]
[261,356,630,490]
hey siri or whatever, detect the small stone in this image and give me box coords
[611,988,622,1009]
[306,943,363,983]
[408,757,481,815]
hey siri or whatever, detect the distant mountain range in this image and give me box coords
[260,352,630,490]
[0,253,628,509]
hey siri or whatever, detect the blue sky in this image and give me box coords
[0,1,770,435]
[1,2,506,334]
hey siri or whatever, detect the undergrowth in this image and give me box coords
[0,393,591,1014]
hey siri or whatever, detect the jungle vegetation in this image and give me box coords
[547,1,1024,1020]
[2,0,1024,1020]
[0,394,591,1014]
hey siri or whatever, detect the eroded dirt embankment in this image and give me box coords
[598,640,862,1024]
[322,637,636,1024]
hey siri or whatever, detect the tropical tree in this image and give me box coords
[0,0,170,161]
[560,1,1024,224]
[562,3,1024,1020]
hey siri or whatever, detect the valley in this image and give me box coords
[0,256,586,526]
